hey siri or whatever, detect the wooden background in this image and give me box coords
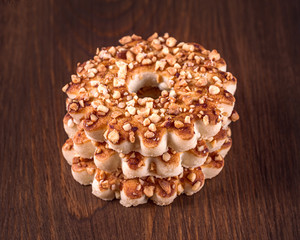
[1,0,299,239]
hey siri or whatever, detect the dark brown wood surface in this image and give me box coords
[1,0,299,239]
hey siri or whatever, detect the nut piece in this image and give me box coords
[71,75,81,83]
[209,85,220,95]
[69,103,79,112]
[97,105,109,114]
[123,123,131,131]
[174,120,184,129]
[166,37,177,47]
[90,114,98,122]
[126,51,135,61]
[184,116,191,124]
[67,119,74,128]
[143,118,151,126]
[148,123,157,132]
[158,180,171,194]
[119,35,132,45]
[113,91,121,99]
[231,111,239,122]
[191,181,201,191]
[155,60,167,71]
[136,53,145,63]
[127,106,136,115]
[149,113,161,123]
[143,186,155,197]
[195,78,207,87]
[165,54,176,66]
[144,130,155,139]
[167,67,177,75]
[177,184,184,194]
[187,172,196,182]
[107,129,120,144]
[182,43,195,52]
[208,49,221,61]
[162,152,171,162]
[202,115,209,126]
[129,131,135,143]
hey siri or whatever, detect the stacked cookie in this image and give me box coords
[61,33,239,207]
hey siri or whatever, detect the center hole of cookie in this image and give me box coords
[129,72,168,99]
[137,86,161,99]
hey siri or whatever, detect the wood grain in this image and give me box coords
[1,0,299,239]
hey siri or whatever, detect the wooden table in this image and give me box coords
[1,0,299,239]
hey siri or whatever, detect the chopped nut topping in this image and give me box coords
[69,103,79,112]
[169,90,177,97]
[127,106,136,115]
[161,90,168,97]
[147,32,158,41]
[166,37,177,47]
[123,123,131,131]
[161,46,169,55]
[118,102,126,109]
[146,101,153,109]
[67,119,74,128]
[137,108,150,117]
[90,114,98,122]
[203,115,209,125]
[149,113,161,123]
[119,35,132,45]
[129,131,135,143]
[215,154,223,161]
[200,66,206,72]
[107,129,119,144]
[231,111,239,122]
[192,181,201,191]
[187,172,196,182]
[209,49,220,61]
[113,90,121,99]
[97,105,109,114]
[142,58,152,65]
[167,67,177,75]
[158,180,171,194]
[212,76,221,82]
[143,118,151,126]
[177,184,184,194]
[113,78,125,87]
[144,130,155,139]
[101,180,110,189]
[151,39,162,50]
[195,78,207,87]
[136,53,145,63]
[108,46,116,56]
[148,123,157,132]
[71,74,81,83]
[62,84,69,92]
[143,186,155,197]
[116,61,127,79]
[174,120,184,128]
[162,152,171,162]
[184,116,191,124]
[209,85,220,95]
[182,43,195,52]
[165,54,176,66]
[155,60,167,71]
[206,156,212,164]
[126,50,134,61]
[174,63,181,69]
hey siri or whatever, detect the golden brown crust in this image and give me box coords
[73,130,90,145]
[72,157,96,174]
